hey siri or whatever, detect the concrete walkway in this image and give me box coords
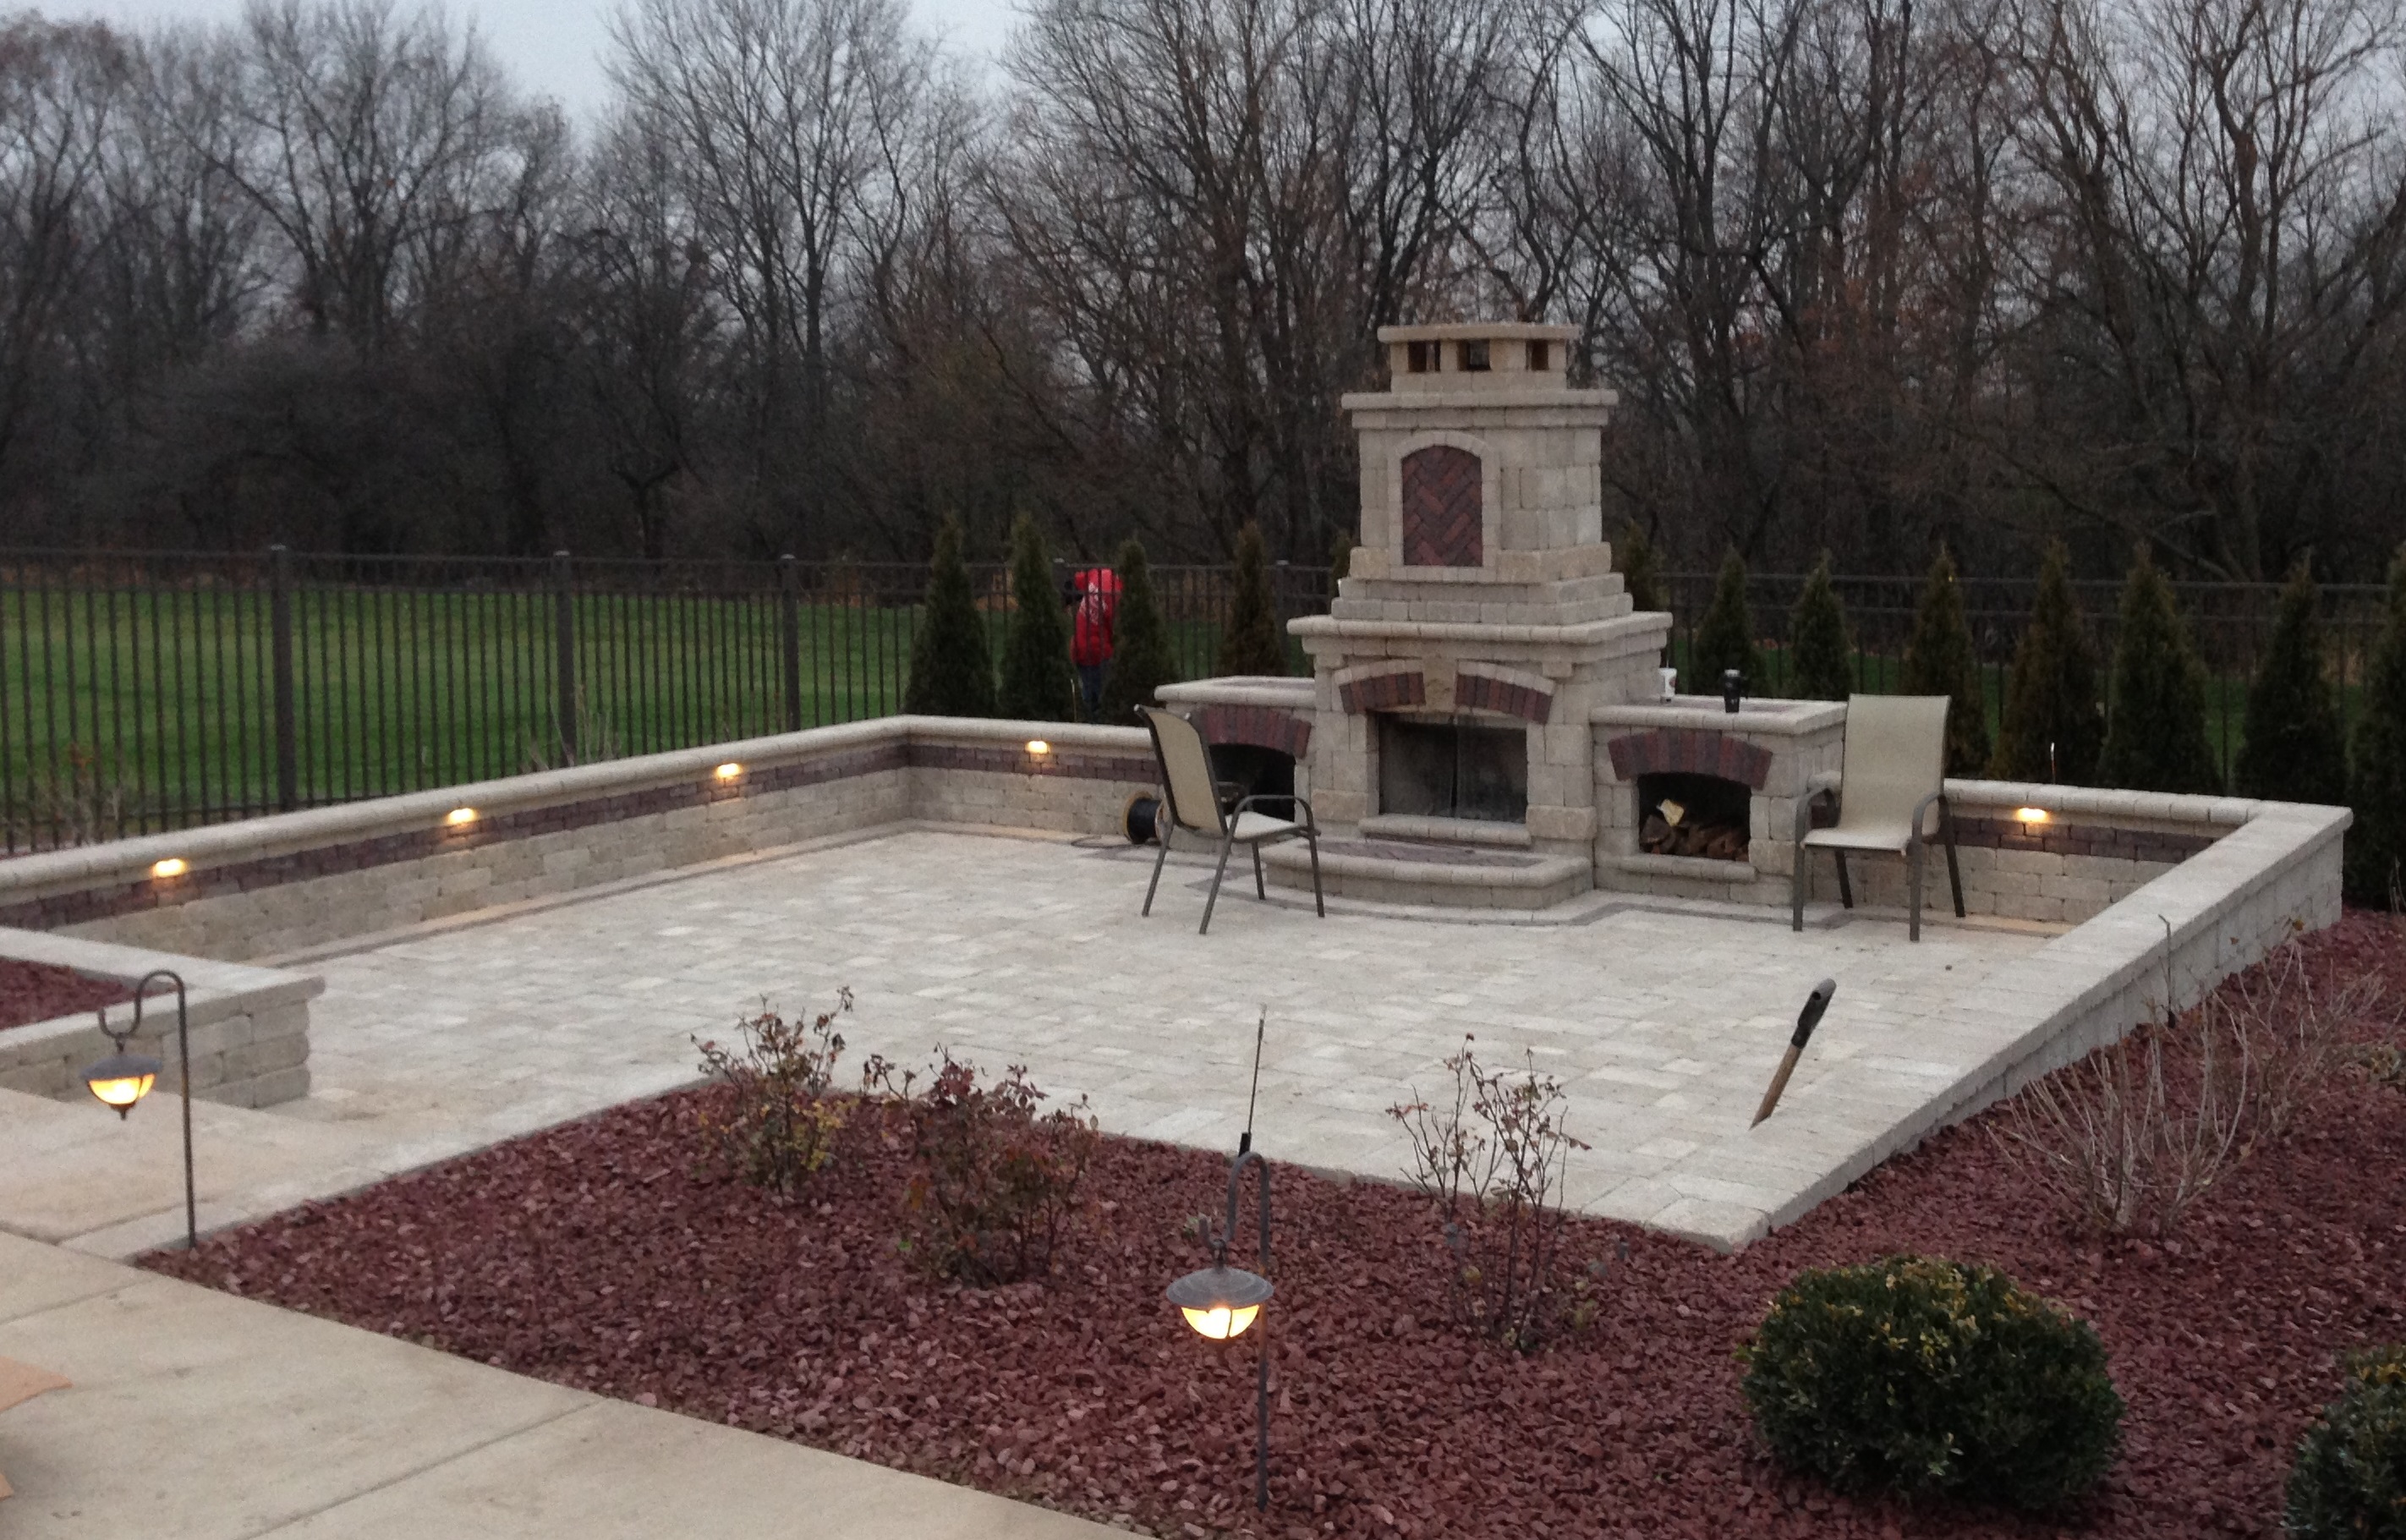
[0,1231,1116,1538]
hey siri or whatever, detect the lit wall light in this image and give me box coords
[715,762,744,781]
[2014,807,2051,825]
[446,807,478,827]
[150,858,189,880]
[1025,739,1051,757]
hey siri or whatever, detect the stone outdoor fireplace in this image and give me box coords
[1378,715,1528,823]
[1285,321,1673,896]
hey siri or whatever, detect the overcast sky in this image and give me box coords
[61,0,1017,120]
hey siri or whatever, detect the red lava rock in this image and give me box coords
[141,912,2406,1539]
[0,956,135,1033]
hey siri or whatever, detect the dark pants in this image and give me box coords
[1077,662,1107,719]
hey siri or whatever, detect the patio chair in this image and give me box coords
[1137,705,1325,934]
[1789,694,1964,942]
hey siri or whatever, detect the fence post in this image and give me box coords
[270,544,299,813]
[779,554,803,732]
[551,550,578,765]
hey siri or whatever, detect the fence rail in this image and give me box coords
[1,551,2381,853]
[0,548,1331,853]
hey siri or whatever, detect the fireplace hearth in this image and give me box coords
[1379,717,1527,824]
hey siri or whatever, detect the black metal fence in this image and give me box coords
[3,551,2386,853]
[0,548,1333,853]
[1658,569,2392,783]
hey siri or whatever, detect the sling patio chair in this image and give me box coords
[1789,693,1965,942]
[1137,705,1325,934]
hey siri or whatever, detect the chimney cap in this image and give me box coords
[1377,321,1578,343]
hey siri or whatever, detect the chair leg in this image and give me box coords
[1143,825,1172,916]
[1252,841,1266,900]
[1201,832,1237,934]
[1944,825,1965,918]
[1307,831,1324,917]
[1791,845,1808,931]
[1834,852,1854,909]
[1909,839,1925,943]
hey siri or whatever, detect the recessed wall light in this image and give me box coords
[715,762,743,781]
[2014,807,2051,825]
[446,807,478,826]
[151,858,189,879]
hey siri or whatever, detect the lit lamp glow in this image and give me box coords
[83,1051,161,1116]
[715,762,743,781]
[1168,1265,1272,1340]
[151,858,189,879]
[2014,807,2051,825]
[446,807,478,827]
[1024,739,1051,757]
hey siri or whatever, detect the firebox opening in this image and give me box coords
[1638,771,1751,862]
[1379,716,1527,824]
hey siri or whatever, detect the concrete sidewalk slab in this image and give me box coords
[0,1233,1116,1539]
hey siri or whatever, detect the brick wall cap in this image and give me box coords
[1593,699,1845,736]
[1157,678,1317,710]
[1291,611,1670,647]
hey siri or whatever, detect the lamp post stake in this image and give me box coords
[88,969,197,1250]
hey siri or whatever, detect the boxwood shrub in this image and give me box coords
[1740,1254,2124,1510]
[2285,1345,2406,1538]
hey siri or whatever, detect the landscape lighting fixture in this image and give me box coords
[79,969,200,1250]
[1024,739,1051,756]
[715,762,743,781]
[1165,1011,1276,1511]
[446,807,478,827]
[2015,807,2051,825]
[151,858,189,879]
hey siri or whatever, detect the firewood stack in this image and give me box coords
[1640,797,1749,862]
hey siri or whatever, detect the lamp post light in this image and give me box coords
[79,969,197,1251]
[1165,1132,1274,1512]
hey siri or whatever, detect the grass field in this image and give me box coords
[3,572,2369,852]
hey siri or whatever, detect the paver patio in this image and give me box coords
[266,825,2047,1247]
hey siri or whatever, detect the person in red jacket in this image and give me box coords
[1066,565,1121,720]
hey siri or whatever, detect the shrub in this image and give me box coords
[1217,522,1288,676]
[902,516,997,717]
[1901,545,1992,775]
[692,989,855,1195]
[2097,548,2222,792]
[888,1050,1098,1285]
[997,512,1076,722]
[1741,1255,2124,1510]
[2237,562,2348,806]
[1330,526,1356,583]
[2285,1345,2406,1540]
[1617,518,1664,613]
[1388,1036,1603,1351]
[1691,549,1759,693]
[1099,537,1180,721]
[1787,553,1854,700]
[2346,545,2406,906]
[1997,933,2376,1235]
[1992,540,2104,784]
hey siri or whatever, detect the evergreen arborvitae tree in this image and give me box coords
[1691,549,1758,693]
[1617,519,1665,613]
[997,512,1076,721]
[2344,545,2406,905]
[1099,538,1179,721]
[1329,528,1356,583]
[2096,548,2222,793]
[1992,540,2104,784]
[902,515,996,717]
[1787,553,1855,700]
[1901,545,1992,775]
[1216,522,1287,676]
[2235,561,2346,806]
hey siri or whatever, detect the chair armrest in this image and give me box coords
[1235,792,1316,831]
[1911,789,1948,841]
[1794,782,1839,844]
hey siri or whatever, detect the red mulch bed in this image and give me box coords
[0,956,134,1032]
[145,914,2406,1539]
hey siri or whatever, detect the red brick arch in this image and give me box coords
[1193,704,1312,759]
[1605,728,1773,790]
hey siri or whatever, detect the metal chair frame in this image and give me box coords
[1137,706,1326,934]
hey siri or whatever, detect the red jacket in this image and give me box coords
[1071,567,1121,665]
